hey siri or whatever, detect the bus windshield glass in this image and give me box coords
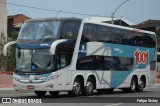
[16,48,54,73]
[18,20,60,41]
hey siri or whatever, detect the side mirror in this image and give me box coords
[3,41,17,56]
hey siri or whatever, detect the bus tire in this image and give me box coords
[122,77,137,93]
[68,78,82,97]
[130,77,137,93]
[34,91,47,97]
[137,77,145,92]
[82,77,94,96]
[49,91,60,96]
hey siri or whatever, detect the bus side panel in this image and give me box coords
[106,43,156,88]
[92,71,112,89]
[70,70,109,89]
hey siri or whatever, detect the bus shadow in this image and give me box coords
[17,89,154,99]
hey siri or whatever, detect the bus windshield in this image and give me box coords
[18,21,60,41]
[16,48,54,73]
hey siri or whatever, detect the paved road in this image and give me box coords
[0,84,160,106]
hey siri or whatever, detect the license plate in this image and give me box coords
[21,75,29,79]
[27,85,35,90]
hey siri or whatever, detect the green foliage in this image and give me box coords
[7,31,19,71]
[0,31,19,71]
[0,32,6,71]
[11,31,19,41]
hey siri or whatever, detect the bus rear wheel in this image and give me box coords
[122,77,137,93]
[82,78,94,96]
[49,91,60,96]
[34,91,47,97]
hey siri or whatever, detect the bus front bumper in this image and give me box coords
[13,79,56,91]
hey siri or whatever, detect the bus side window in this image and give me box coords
[110,28,122,44]
[82,23,97,43]
[97,25,111,42]
[143,34,156,48]
[57,54,67,68]
[61,22,80,39]
[57,53,73,69]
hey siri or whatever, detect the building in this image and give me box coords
[0,0,7,42]
[86,16,135,27]
[132,19,160,51]
[8,14,31,37]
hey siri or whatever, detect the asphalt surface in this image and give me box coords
[0,84,160,106]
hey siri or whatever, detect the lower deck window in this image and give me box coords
[76,56,133,71]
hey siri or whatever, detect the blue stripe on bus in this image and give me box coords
[16,39,74,49]
[16,43,53,49]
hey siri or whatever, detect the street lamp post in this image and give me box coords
[111,0,129,24]
[56,11,61,17]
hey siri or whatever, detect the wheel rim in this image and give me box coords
[139,80,144,90]
[131,79,136,91]
[86,81,93,93]
[73,82,81,94]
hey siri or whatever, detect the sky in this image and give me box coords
[6,0,160,24]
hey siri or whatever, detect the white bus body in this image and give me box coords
[5,17,157,97]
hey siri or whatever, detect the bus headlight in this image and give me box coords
[42,78,47,82]
[41,75,55,82]
[14,77,20,82]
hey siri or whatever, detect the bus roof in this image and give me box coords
[24,16,156,35]
[26,17,82,22]
[83,17,156,35]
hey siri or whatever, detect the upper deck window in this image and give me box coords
[18,21,60,40]
[61,22,81,40]
[81,23,156,48]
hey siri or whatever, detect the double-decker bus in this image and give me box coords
[4,17,157,97]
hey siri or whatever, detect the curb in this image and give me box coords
[153,83,160,86]
[0,88,14,91]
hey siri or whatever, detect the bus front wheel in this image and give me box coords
[68,78,82,97]
[34,91,47,97]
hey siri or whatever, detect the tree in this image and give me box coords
[7,31,18,71]
[0,31,18,71]
[0,32,7,71]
